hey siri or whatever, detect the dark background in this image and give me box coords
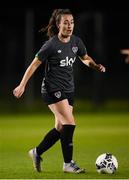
[0,2,129,112]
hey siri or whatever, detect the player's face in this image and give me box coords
[58,14,74,37]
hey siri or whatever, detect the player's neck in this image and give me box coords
[58,33,71,43]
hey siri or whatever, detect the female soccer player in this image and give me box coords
[13,9,106,173]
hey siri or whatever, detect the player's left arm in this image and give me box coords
[79,54,106,72]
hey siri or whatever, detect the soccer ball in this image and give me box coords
[95,153,118,174]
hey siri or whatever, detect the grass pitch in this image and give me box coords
[0,112,129,179]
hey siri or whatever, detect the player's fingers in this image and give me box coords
[99,64,106,72]
[101,66,106,72]
[120,49,129,54]
[13,89,17,96]
[17,93,22,98]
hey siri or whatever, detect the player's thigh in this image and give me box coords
[48,99,75,125]
[54,105,73,129]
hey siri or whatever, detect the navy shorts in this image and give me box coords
[42,90,74,106]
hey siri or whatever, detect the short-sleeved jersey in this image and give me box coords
[35,35,87,93]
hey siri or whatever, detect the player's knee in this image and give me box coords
[62,116,75,125]
[54,110,75,125]
[62,113,75,125]
[55,121,63,131]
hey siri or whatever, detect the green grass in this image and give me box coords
[0,112,129,179]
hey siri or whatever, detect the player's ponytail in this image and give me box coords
[39,9,72,38]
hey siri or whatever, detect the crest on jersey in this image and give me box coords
[54,91,61,98]
[72,46,78,54]
[57,49,62,53]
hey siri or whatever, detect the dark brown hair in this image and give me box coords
[39,9,72,38]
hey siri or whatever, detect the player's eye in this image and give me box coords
[64,22,68,25]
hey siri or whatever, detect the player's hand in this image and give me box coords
[120,49,129,55]
[120,49,129,63]
[96,64,106,72]
[13,85,25,98]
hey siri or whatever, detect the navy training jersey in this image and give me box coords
[35,35,87,93]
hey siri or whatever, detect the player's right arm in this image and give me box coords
[13,57,42,98]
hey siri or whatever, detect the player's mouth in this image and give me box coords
[67,30,72,34]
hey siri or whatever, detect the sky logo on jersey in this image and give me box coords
[60,56,76,67]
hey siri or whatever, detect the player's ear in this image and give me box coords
[56,22,60,29]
